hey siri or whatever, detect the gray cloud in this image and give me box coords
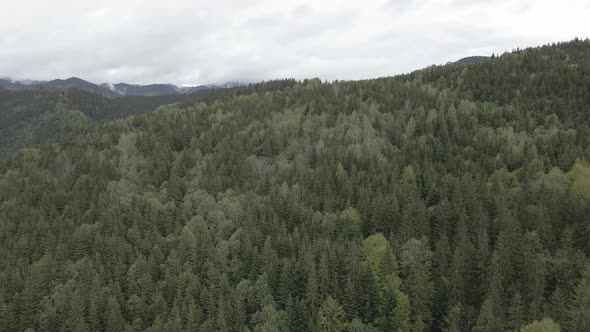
[0,0,588,85]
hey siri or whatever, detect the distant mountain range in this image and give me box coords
[0,77,249,97]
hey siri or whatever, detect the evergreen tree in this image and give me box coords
[507,292,525,331]
[474,298,503,332]
[106,296,127,332]
[568,268,590,331]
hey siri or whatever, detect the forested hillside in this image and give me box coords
[0,88,183,159]
[0,40,589,331]
[0,80,296,160]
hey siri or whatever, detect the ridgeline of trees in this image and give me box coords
[0,40,590,331]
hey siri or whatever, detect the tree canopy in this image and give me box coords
[0,39,590,331]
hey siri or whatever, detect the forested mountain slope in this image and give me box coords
[0,80,296,160]
[42,78,122,98]
[0,40,590,331]
[0,88,187,159]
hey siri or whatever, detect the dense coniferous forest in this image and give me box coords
[1,40,590,331]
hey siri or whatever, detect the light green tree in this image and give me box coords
[521,318,560,332]
[318,296,347,332]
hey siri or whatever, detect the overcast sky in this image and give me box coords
[1,0,589,86]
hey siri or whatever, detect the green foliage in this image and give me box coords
[338,207,362,238]
[400,238,434,327]
[442,304,463,332]
[318,296,347,332]
[475,298,504,332]
[521,318,561,332]
[568,267,590,331]
[568,160,590,202]
[0,40,589,331]
[508,292,526,330]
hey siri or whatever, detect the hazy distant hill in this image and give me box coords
[0,78,40,90]
[0,76,249,97]
[103,83,180,96]
[43,77,121,97]
[178,84,216,94]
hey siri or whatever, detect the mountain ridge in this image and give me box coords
[0,79,297,160]
[0,77,250,97]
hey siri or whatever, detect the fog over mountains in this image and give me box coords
[0,76,248,97]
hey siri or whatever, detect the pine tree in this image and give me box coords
[521,231,547,320]
[548,287,568,329]
[66,290,89,332]
[486,252,504,320]
[442,304,463,332]
[106,296,127,332]
[507,292,525,331]
[474,298,503,332]
[568,268,590,331]
[400,237,434,327]
[0,302,18,332]
[305,266,320,313]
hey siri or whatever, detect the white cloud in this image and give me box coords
[0,0,588,85]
